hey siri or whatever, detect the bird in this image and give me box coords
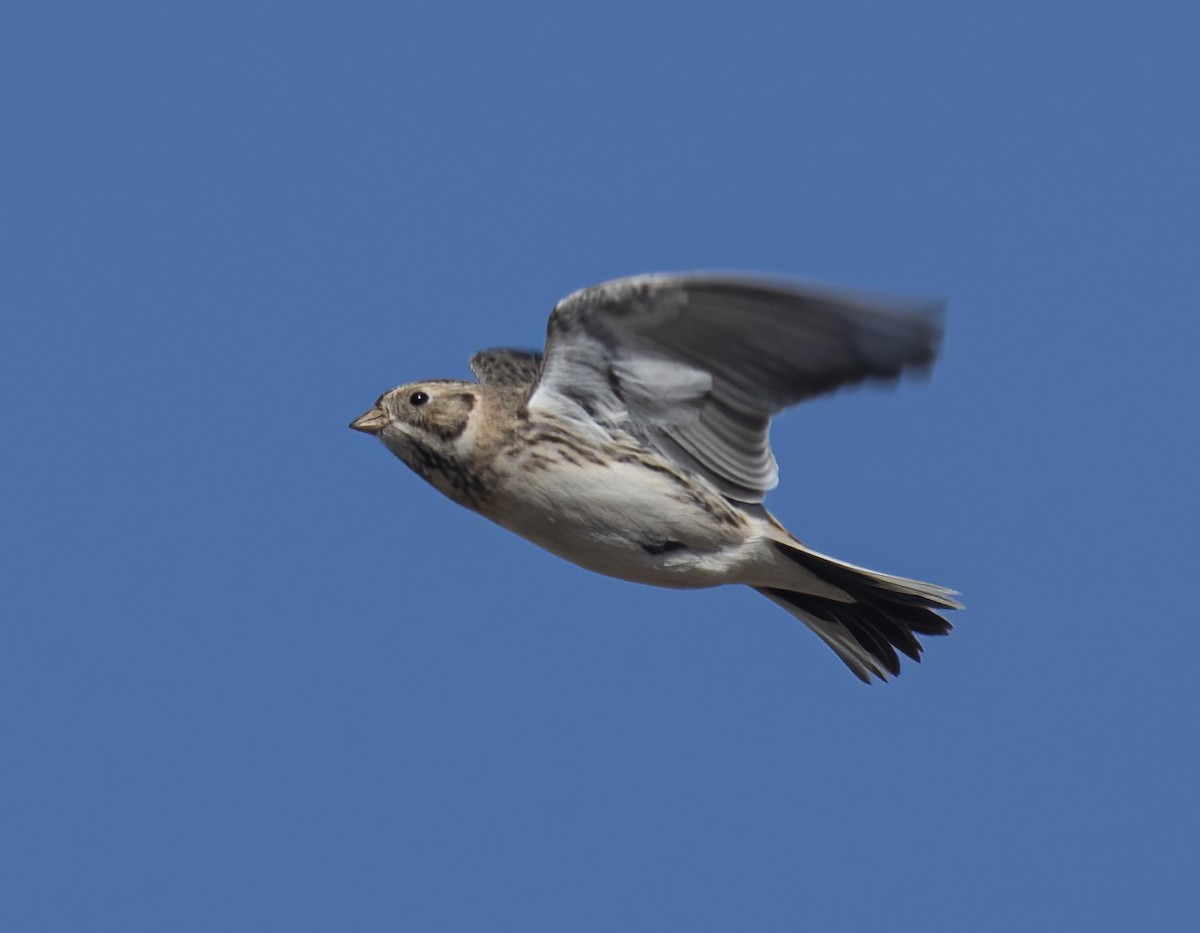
[350,273,961,682]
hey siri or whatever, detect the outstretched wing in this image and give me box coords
[526,273,944,503]
[469,348,543,387]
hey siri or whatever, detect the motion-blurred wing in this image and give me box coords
[527,273,943,503]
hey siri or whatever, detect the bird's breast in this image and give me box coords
[485,447,753,587]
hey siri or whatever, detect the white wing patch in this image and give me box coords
[610,352,711,425]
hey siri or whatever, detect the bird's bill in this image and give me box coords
[349,406,389,435]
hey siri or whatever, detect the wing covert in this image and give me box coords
[469,348,543,387]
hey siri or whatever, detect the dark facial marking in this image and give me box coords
[424,392,476,441]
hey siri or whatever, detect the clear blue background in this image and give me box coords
[4,2,1197,930]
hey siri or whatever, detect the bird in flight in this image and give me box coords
[350,273,960,682]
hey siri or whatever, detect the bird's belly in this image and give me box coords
[489,459,752,588]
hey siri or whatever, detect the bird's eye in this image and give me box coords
[409,391,430,406]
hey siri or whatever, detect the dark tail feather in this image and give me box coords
[757,541,960,683]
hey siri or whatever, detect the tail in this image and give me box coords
[756,540,961,683]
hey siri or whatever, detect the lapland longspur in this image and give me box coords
[351,274,961,682]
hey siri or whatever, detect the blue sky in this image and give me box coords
[4,2,1197,930]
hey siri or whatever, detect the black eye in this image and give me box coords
[409,391,429,406]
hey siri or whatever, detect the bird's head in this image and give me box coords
[350,380,485,498]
